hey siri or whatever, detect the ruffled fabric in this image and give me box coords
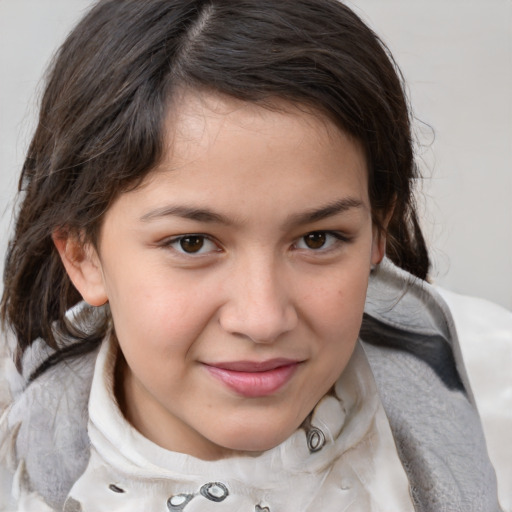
[66,339,413,511]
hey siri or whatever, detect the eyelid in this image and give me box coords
[160,234,222,256]
[293,230,351,251]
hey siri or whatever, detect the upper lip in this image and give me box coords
[203,358,301,372]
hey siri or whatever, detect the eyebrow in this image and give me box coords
[286,198,365,226]
[140,205,232,224]
[140,197,365,226]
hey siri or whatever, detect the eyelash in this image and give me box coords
[292,231,350,252]
[161,231,350,257]
[162,234,221,256]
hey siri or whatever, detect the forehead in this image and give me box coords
[165,90,361,162]
[118,91,370,224]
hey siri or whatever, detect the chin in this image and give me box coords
[209,419,297,455]
[219,438,283,457]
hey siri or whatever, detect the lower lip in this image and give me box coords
[204,364,298,398]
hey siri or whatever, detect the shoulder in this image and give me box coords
[361,259,503,511]
[0,339,18,511]
[435,287,512,404]
[0,339,99,510]
[436,287,512,512]
[363,259,475,399]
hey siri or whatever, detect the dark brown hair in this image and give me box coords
[1,0,429,370]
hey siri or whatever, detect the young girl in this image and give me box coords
[0,1,507,511]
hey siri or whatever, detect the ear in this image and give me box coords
[52,230,108,306]
[370,206,394,266]
[371,226,387,266]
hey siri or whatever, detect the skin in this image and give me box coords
[56,92,386,460]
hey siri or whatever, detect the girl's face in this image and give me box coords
[68,92,385,460]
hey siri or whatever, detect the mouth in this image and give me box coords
[202,359,301,398]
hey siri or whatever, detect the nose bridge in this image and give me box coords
[219,248,297,343]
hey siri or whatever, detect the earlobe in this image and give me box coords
[371,205,394,267]
[371,229,386,266]
[52,231,108,306]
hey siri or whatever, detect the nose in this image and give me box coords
[219,255,298,343]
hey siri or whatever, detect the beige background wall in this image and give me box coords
[1,0,511,309]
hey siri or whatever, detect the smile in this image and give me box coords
[203,359,300,398]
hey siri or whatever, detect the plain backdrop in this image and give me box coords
[1,0,511,310]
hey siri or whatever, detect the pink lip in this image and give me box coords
[203,359,300,398]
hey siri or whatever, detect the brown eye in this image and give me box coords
[179,236,205,253]
[303,232,327,249]
[166,234,219,256]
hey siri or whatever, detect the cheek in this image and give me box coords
[300,259,370,361]
[104,269,207,358]
[113,294,203,352]
[303,258,370,321]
